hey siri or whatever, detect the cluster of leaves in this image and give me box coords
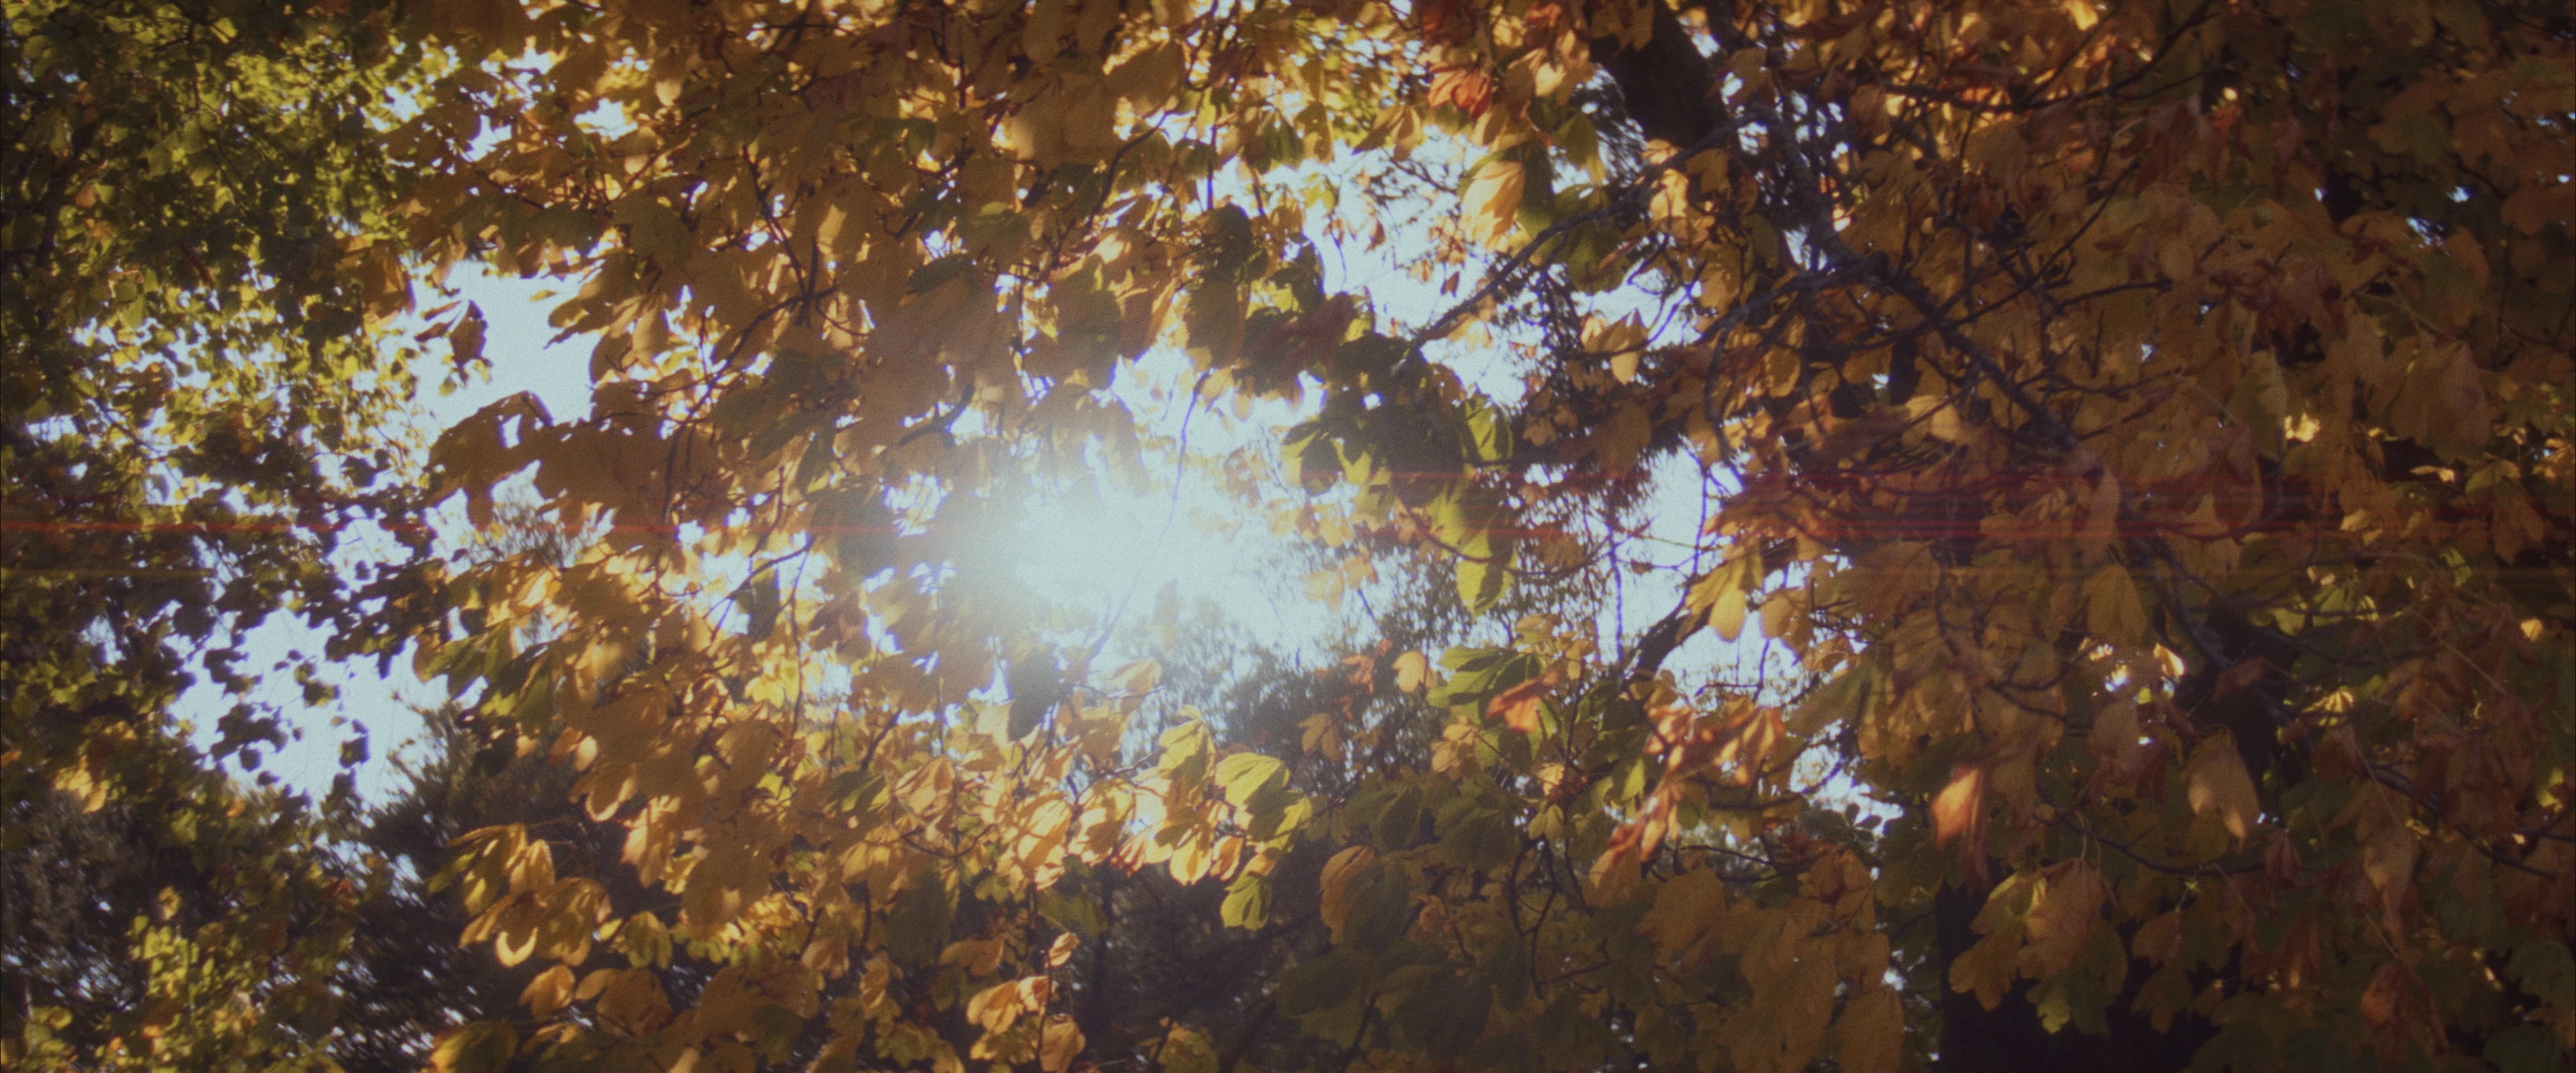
[7,0,2571,1071]
[1,0,447,1064]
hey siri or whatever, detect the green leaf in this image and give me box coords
[1277,948,1366,1018]
[1221,871,1271,929]
[1456,548,1509,615]
[430,1023,517,1073]
[1788,660,1877,738]
[1214,752,1287,808]
[1391,970,1490,1059]
[2483,1026,2563,1073]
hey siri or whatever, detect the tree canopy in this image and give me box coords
[3,0,2571,1071]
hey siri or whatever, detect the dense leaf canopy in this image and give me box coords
[4,0,433,1065]
[3,0,2571,1071]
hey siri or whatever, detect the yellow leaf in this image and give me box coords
[1319,846,1375,941]
[1062,82,1121,160]
[1582,313,1648,381]
[967,980,1026,1034]
[944,939,1008,976]
[1835,982,1904,1073]
[521,964,574,1017]
[1462,158,1525,246]
[802,931,851,979]
[2018,862,2107,978]
[1393,650,1428,693]
[2082,564,2149,645]
[1947,928,2019,1011]
[1456,548,1508,613]
[859,957,892,1011]
[2186,733,2261,842]
[1107,41,1185,111]
[1040,1017,1085,1072]
[1158,1024,1219,1073]
[593,968,671,1032]
[1167,833,1214,885]
[1710,585,1748,642]
[1487,677,1548,734]
[1047,931,1081,968]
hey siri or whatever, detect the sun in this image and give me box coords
[1010,480,1185,615]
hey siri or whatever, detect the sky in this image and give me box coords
[175,173,1746,805]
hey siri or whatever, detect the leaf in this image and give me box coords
[2185,734,2261,843]
[1933,764,1987,848]
[2088,699,2142,768]
[2131,911,2184,966]
[1040,1017,1085,1072]
[1789,661,1876,738]
[1686,551,1763,640]
[1318,846,1375,941]
[1487,677,1549,735]
[1456,547,1509,613]
[2082,564,2149,645]
[449,302,488,370]
[1462,158,1525,246]
[1835,982,1904,1073]
[1107,41,1185,111]
[431,1023,517,1073]
[521,964,575,1017]
[2361,823,2418,903]
[1582,313,1648,380]
[2484,1025,2565,1073]
[1391,970,1490,1058]
[2019,862,2108,978]
[1214,752,1287,808]
[1709,584,1748,643]
[1948,929,2020,1011]
[1009,650,1066,740]
[1222,871,1271,929]
[1275,950,1365,1019]
[1157,1024,1222,1073]
[1593,404,1651,472]
[1393,650,1428,693]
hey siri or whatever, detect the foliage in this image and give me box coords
[1,0,429,790]
[1,773,376,1071]
[397,0,2573,1070]
[1,0,431,1064]
[11,0,2573,1070]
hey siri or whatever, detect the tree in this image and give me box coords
[3,0,435,1065]
[406,0,2571,1069]
[16,0,2567,1070]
